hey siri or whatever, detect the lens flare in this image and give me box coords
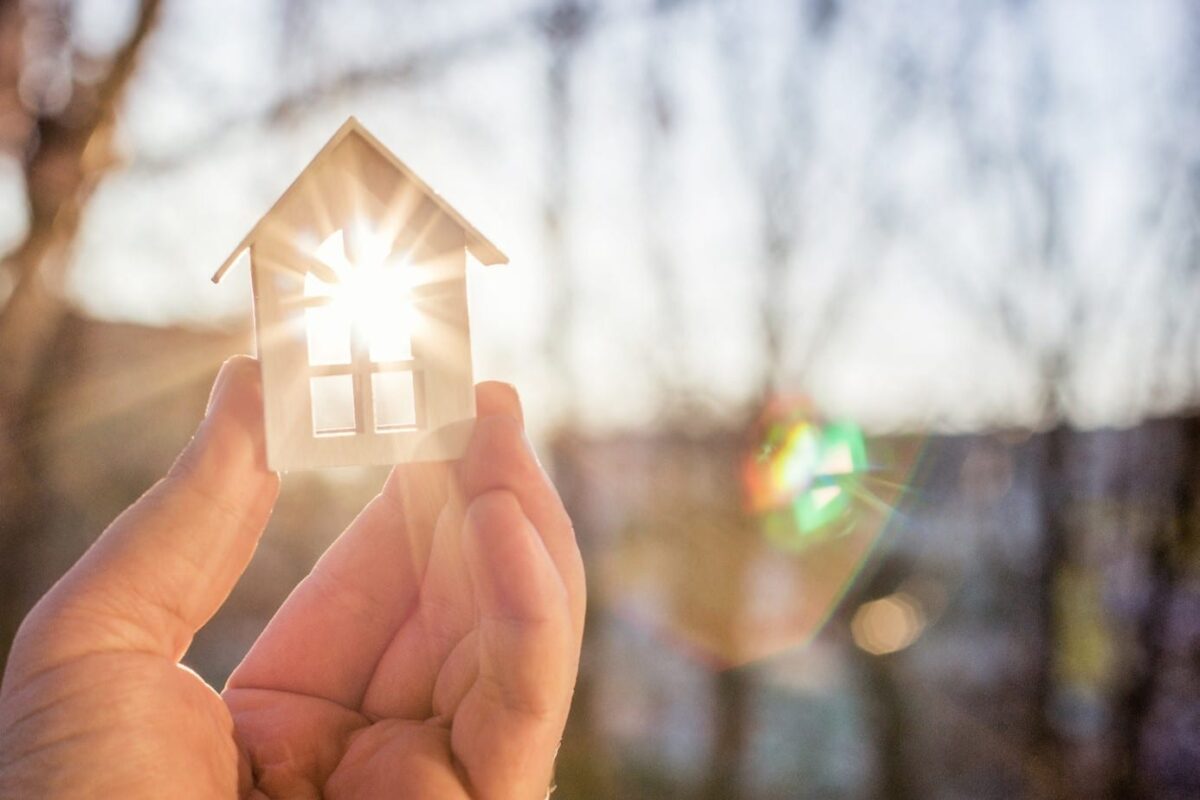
[742,405,868,549]
[851,591,925,655]
[598,400,923,670]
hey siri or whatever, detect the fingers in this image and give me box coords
[24,356,279,664]
[358,382,584,719]
[227,489,427,707]
[233,380,585,733]
[233,408,465,709]
[372,380,518,534]
[453,490,575,799]
[459,382,585,635]
[475,380,523,426]
[231,407,464,709]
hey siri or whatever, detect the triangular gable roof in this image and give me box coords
[212,116,508,283]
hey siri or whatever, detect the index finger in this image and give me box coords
[456,383,585,635]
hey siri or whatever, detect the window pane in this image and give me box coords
[368,307,413,362]
[306,306,352,365]
[373,371,418,430]
[304,271,333,298]
[311,375,356,435]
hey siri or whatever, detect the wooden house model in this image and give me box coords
[212,117,506,471]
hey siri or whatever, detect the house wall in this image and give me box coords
[251,211,475,470]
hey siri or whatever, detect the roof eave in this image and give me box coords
[467,238,509,266]
[211,116,509,282]
[211,233,254,284]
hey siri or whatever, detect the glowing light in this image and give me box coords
[306,228,415,362]
[850,592,925,655]
[742,408,869,548]
[810,485,842,510]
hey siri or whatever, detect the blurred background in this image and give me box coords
[0,0,1198,797]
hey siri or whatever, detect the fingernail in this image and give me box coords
[206,356,256,416]
[503,384,524,428]
[181,356,267,476]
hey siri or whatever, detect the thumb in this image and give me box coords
[27,355,279,664]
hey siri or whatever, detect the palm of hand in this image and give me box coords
[227,443,582,799]
[0,366,582,800]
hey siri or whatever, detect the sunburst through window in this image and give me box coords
[301,228,421,436]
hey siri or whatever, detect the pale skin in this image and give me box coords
[0,356,585,799]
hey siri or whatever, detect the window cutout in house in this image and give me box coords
[306,306,352,365]
[311,375,356,435]
[304,270,331,298]
[367,304,413,362]
[373,371,418,431]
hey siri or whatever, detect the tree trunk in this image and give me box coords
[1109,415,1200,799]
[0,0,162,677]
[706,668,750,800]
[547,432,617,799]
[855,650,916,800]
[1031,424,1071,798]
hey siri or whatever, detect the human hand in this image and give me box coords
[0,356,585,799]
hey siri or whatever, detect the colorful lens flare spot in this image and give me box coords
[743,412,868,549]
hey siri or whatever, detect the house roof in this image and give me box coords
[211,116,508,283]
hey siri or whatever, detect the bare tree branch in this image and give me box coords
[128,0,715,178]
[0,0,163,677]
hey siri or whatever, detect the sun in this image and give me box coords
[305,227,415,361]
